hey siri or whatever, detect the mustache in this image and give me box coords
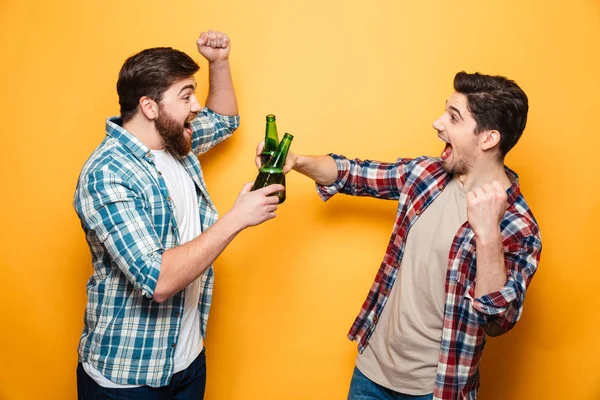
[185,113,199,124]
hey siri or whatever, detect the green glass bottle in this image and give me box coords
[260,114,279,165]
[251,133,293,204]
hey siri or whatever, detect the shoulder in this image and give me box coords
[76,138,147,193]
[503,194,542,247]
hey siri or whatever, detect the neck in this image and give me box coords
[457,157,511,191]
[122,115,165,150]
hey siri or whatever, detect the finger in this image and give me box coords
[467,191,477,205]
[239,182,254,195]
[474,187,485,198]
[255,140,266,168]
[208,31,217,47]
[256,140,265,156]
[222,36,230,48]
[491,180,505,196]
[197,33,208,46]
[260,184,285,196]
[283,155,295,174]
[265,194,281,205]
[267,204,279,213]
[217,34,225,48]
[482,184,494,194]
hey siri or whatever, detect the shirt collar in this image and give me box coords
[106,116,155,163]
[504,165,522,206]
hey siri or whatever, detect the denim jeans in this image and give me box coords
[77,349,206,400]
[348,366,433,400]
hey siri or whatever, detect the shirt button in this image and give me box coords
[158,171,163,175]
[175,312,180,317]
[438,184,444,190]
[171,343,177,348]
[167,196,172,201]
[393,262,399,267]
[416,209,421,215]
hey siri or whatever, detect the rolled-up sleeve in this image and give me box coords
[75,169,163,299]
[190,107,240,156]
[316,154,412,201]
[465,235,542,330]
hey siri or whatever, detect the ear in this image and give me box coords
[480,129,501,151]
[139,96,158,120]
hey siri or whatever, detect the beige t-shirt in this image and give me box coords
[356,177,467,395]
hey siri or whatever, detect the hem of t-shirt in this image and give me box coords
[82,362,142,389]
[173,337,204,374]
[355,358,435,396]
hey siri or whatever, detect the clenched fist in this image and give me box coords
[467,181,508,240]
[197,30,230,63]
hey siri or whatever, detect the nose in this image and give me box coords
[432,115,444,132]
[190,94,201,113]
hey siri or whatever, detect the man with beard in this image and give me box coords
[73,30,282,399]
[260,72,542,400]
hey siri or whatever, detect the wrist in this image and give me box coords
[474,228,502,247]
[208,59,230,69]
[219,210,246,234]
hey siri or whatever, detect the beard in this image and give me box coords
[441,158,471,175]
[155,104,192,157]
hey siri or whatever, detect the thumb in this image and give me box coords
[239,181,254,195]
[283,154,295,174]
[256,140,265,156]
[255,140,265,169]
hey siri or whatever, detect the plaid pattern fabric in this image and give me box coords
[73,107,239,387]
[317,154,541,400]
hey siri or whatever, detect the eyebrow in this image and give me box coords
[178,84,197,95]
[445,101,463,120]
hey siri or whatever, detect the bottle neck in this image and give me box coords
[264,134,293,170]
[264,120,279,153]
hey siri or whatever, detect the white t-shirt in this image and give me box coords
[83,149,204,388]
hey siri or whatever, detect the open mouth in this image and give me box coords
[439,135,452,161]
[184,120,192,137]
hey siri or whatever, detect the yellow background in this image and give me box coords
[1,0,599,399]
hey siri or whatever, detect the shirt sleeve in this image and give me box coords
[190,107,240,156]
[465,235,542,331]
[75,169,164,299]
[316,153,413,201]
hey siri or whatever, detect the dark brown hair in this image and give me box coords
[454,71,528,158]
[117,47,199,122]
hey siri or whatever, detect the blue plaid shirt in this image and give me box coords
[73,108,239,387]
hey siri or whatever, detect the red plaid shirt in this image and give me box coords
[317,155,542,400]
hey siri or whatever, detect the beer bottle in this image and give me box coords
[251,133,293,203]
[260,114,279,165]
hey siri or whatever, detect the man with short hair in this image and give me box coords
[74,30,283,399]
[264,72,542,400]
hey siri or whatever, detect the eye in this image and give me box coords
[183,96,191,101]
[450,114,458,122]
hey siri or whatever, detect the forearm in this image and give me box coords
[206,60,238,116]
[293,155,338,186]
[153,213,242,303]
[474,231,507,298]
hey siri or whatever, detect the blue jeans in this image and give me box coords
[77,349,206,400]
[348,367,433,400]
